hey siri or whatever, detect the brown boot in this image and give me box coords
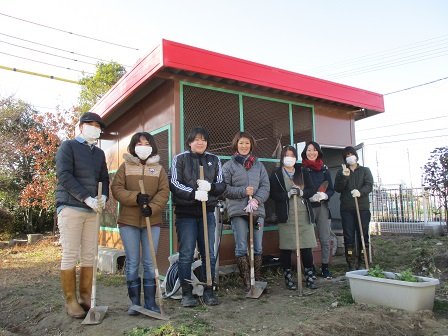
[254,254,264,281]
[236,256,250,292]
[78,266,93,311]
[61,268,86,318]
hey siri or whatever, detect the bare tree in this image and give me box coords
[422,146,448,230]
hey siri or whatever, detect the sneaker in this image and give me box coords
[321,264,333,279]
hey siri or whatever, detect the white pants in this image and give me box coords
[58,207,98,270]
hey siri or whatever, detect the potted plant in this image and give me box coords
[346,265,439,312]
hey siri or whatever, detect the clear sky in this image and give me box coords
[1,0,447,187]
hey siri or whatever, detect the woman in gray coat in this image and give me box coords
[222,132,270,292]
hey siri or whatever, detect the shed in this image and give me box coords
[93,39,384,274]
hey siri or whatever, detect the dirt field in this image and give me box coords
[1,235,448,336]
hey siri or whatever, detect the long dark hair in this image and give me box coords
[300,141,323,160]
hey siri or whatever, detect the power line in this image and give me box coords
[357,115,448,131]
[0,11,139,51]
[0,39,98,66]
[361,127,447,141]
[311,34,448,72]
[0,32,131,67]
[0,51,92,74]
[0,65,79,84]
[384,76,448,95]
[365,134,447,146]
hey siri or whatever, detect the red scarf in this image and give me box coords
[302,158,324,171]
[234,153,256,170]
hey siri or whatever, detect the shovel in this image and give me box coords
[246,197,267,299]
[292,194,303,296]
[82,182,108,325]
[199,166,213,287]
[354,197,369,270]
[128,180,169,320]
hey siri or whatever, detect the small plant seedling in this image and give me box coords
[395,269,418,282]
[367,265,385,278]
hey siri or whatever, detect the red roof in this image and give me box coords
[92,39,384,119]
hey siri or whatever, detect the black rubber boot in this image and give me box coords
[345,246,356,271]
[283,269,297,290]
[357,244,370,270]
[321,264,333,279]
[181,282,198,307]
[304,267,317,289]
[126,278,141,316]
[203,286,219,305]
[143,278,160,313]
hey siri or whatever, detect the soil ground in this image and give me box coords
[1,235,448,336]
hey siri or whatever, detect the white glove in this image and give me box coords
[351,189,361,198]
[195,190,208,202]
[243,198,259,213]
[287,188,303,198]
[342,164,350,177]
[84,196,102,213]
[309,193,320,202]
[197,179,211,192]
[317,192,328,201]
[99,195,107,209]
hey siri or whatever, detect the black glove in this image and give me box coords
[137,193,151,206]
[141,205,152,217]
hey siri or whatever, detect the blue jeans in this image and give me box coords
[231,216,263,257]
[341,209,371,248]
[119,225,160,281]
[176,213,216,283]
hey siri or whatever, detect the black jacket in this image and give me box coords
[334,164,373,211]
[55,139,109,209]
[302,165,335,207]
[269,164,315,224]
[169,150,226,217]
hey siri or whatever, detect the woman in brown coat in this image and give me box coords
[111,132,169,315]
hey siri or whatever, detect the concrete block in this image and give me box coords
[97,247,126,274]
[27,233,43,244]
[424,222,444,236]
[11,239,27,246]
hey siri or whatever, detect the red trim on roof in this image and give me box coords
[93,39,384,119]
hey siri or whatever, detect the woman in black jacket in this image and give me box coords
[270,146,317,289]
[301,141,335,279]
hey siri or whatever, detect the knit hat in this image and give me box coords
[342,146,358,161]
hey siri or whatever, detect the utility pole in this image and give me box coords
[407,148,413,189]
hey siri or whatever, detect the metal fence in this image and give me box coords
[369,184,447,234]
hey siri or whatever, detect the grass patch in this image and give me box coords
[97,273,126,287]
[125,318,213,336]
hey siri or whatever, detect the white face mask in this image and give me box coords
[135,145,153,160]
[81,124,101,143]
[346,155,357,165]
[283,156,296,168]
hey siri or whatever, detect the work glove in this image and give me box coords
[100,195,107,209]
[351,189,361,198]
[195,190,208,202]
[243,198,259,213]
[342,164,350,177]
[309,193,320,203]
[84,196,102,213]
[197,179,211,192]
[137,193,151,206]
[141,205,152,217]
[287,188,303,198]
[317,192,328,201]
